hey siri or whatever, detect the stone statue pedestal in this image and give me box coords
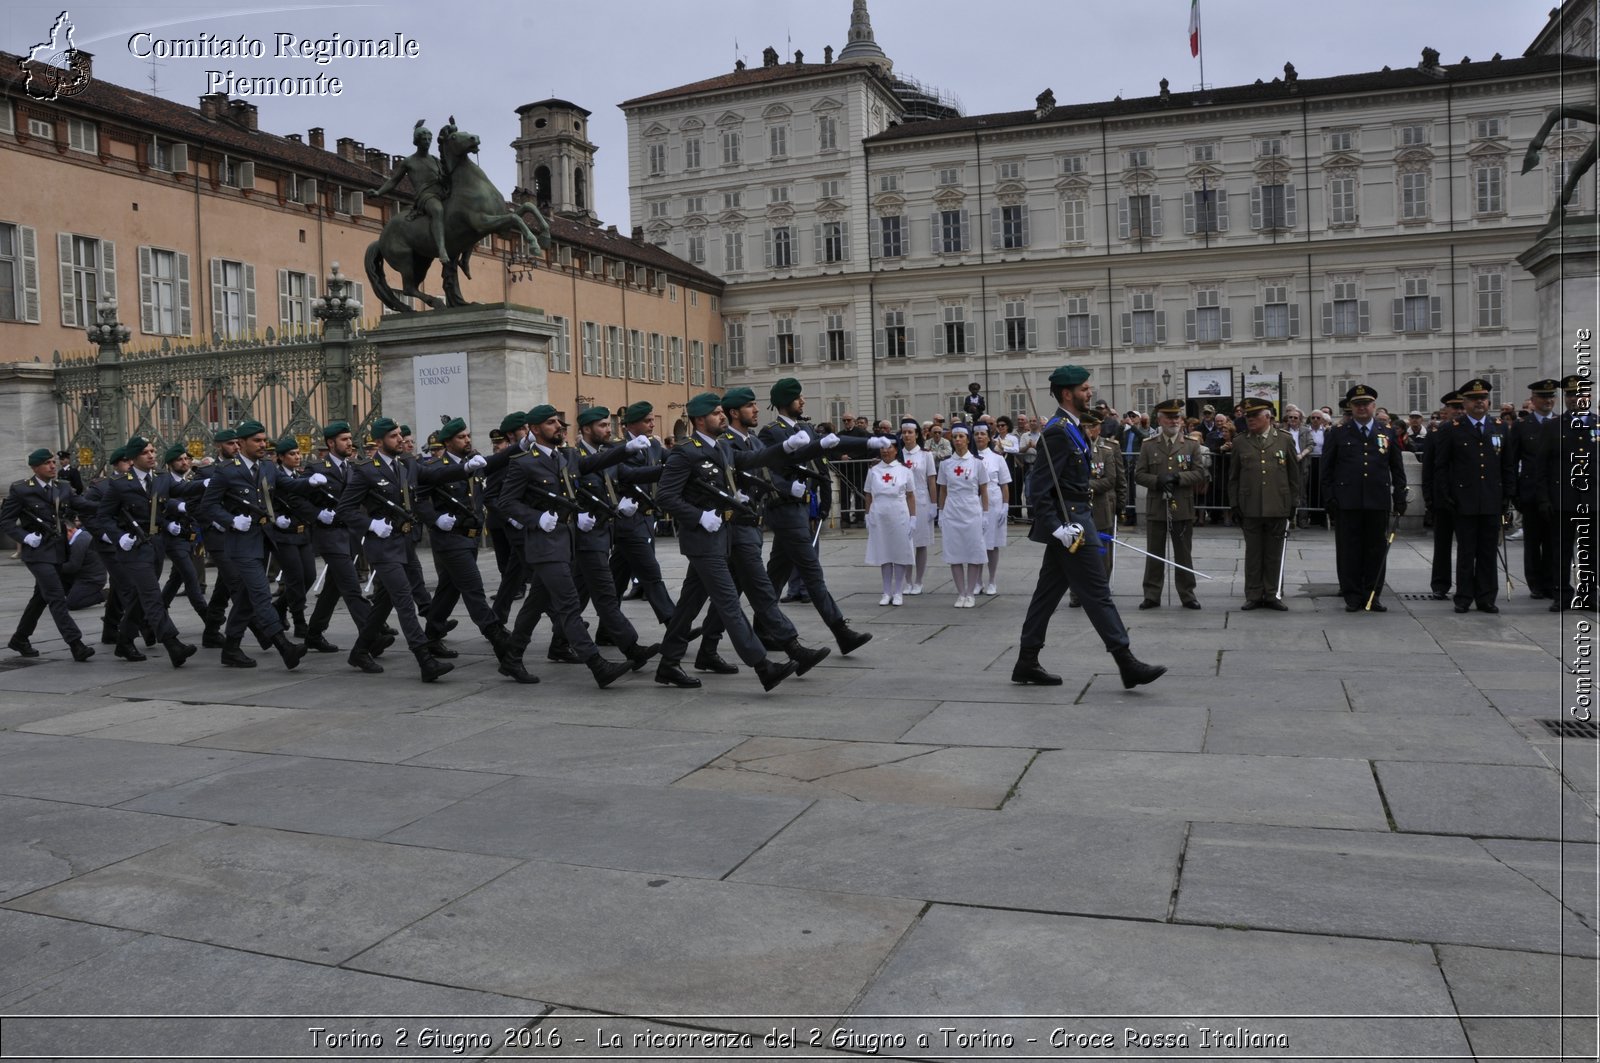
[1518,214,1600,381]
[369,303,558,440]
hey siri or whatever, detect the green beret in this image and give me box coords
[235,420,266,439]
[371,416,399,436]
[621,401,653,424]
[213,428,238,444]
[498,411,529,434]
[438,417,467,441]
[400,424,412,437]
[27,447,53,467]
[527,404,561,425]
[276,435,299,454]
[685,392,723,418]
[322,421,351,439]
[108,445,128,463]
[722,386,757,408]
[577,406,610,427]
[1048,365,1090,389]
[163,444,188,465]
[770,377,803,408]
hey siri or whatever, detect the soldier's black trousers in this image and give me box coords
[308,550,372,636]
[764,502,845,632]
[357,548,429,651]
[1520,504,1559,598]
[1430,508,1456,596]
[1020,508,1129,654]
[1334,508,1389,605]
[17,561,81,644]
[612,521,675,625]
[1453,514,1501,608]
[573,546,640,649]
[160,536,208,613]
[702,525,797,650]
[510,558,597,659]
[111,544,179,643]
[426,544,499,637]
[661,550,766,667]
[224,552,285,641]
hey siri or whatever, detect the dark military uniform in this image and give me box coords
[1547,378,1599,610]
[1435,405,1514,611]
[609,429,676,625]
[302,448,373,646]
[267,460,317,635]
[568,435,653,659]
[91,463,203,657]
[1421,403,1463,598]
[1321,407,1407,610]
[155,460,208,619]
[415,442,515,648]
[1228,417,1303,608]
[1509,387,1562,600]
[1,469,90,654]
[1088,432,1123,580]
[1134,425,1208,607]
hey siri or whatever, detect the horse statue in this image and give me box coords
[365,120,552,312]
[1522,103,1597,228]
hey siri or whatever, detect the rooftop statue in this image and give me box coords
[1523,104,1597,228]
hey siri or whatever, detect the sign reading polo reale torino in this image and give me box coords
[411,352,469,441]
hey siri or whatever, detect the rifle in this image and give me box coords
[615,481,659,516]
[686,462,759,520]
[363,489,423,534]
[520,484,584,516]
[573,479,620,519]
[734,468,782,499]
[224,489,274,525]
[17,505,63,543]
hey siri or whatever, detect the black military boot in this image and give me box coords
[271,632,306,670]
[784,640,831,677]
[8,634,38,658]
[623,641,662,671]
[1011,647,1062,685]
[693,647,739,674]
[497,650,539,684]
[347,644,383,674]
[141,623,158,647]
[654,660,702,688]
[423,639,459,659]
[754,656,799,692]
[162,636,197,669]
[1111,647,1167,689]
[483,622,513,659]
[101,621,118,645]
[547,640,582,664]
[114,641,148,662]
[69,639,95,662]
[292,609,310,639]
[414,646,453,683]
[303,630,340,653]
[587,653,630,689]
[201,622,225,648]
[221,639,257,668]
[370,631,396,655]
[832,625,873,656]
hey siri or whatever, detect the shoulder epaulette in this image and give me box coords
[231,458,242,465]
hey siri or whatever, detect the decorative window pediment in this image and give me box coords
[715,111,744,127]
[644,122,669,137]
[873,191,905,214]
[1054,175,1091,194]
[1321,150,1361,169]
[811,96,842,113]
[1464,141,1507,163]
[933,187,966,209]
[994,180,1027,200]
[762,103,792,120]
[719,210,746,225]
[765,202,794,222]
[1254,158,1293,182]
[679,117,704,132]
[1186,163,1222,188]
[1394,146,1434,167]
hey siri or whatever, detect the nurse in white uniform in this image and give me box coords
[935,426,990,608]
[898,419,937,594]
[864,441,916,605]
[972,423,1012,596]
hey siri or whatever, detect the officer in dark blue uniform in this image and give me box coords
[1321,384,1407,611]
[1435,378,1514,612]
[268,435,318,638]
[1546,374,1596,611]
[1013,365,1166,690]
[300,421,378,654]
[609,402,678,626]
[155,445,209,624]
[1508,379,1562,600]
[487,411,531,623]
[1421,391,1464,599]
[1,447,95,662]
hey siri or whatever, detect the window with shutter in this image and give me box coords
[0,223,39,323]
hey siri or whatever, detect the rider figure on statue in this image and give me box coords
[372,119,452,275]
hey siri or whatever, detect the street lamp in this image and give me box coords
[1161,368,1172,398]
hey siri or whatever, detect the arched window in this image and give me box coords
[574,167,587,210]
[533,165,552,207]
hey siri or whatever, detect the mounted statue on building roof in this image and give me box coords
[1523,103,1597,228]
[365,115,551,312]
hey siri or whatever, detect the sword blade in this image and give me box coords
[1099,534,1215,579]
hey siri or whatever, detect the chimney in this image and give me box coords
[1419,46,1441,70]
[226,99,258,131]
[631,225,644,240]
[365,147,389,173]
[1159,78,1170,102]
[735,59,746,71]
[308,127,325,150]
[336,136,364,162]
[199,92,227,120]
[1035,88,1055,120]
[794,49,804,64]
[68,49,92,80]
[824,45,834,64]
[285,132,302,143]
[762,45,779,67]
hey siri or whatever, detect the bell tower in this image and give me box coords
[513,99,598,226]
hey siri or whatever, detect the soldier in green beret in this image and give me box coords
[267,435,317,638]
[155,443,210,624]
[0,447,96,661]
[199,427,244,645]
[487,410,533,622]
[299,421,376,654]
[606,400,681,629]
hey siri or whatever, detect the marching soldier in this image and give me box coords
[200,428,243,647]
[199,420,328,668]
[1,447,95,661]
[1421,391,1465,599]
[337,417,488,681]
[759,378,890,655]
[653,392,822,691]
[156,445,209,623]
[1229,398,1302,610]
[89,446,133,644]
[487,411,531,623]
[414,416,521,675]
[269,435,317,638]
[1013,365,1166,689]
[1509,379,1562,600]
[1134,398,1208,609]
[609,402,677,626]
[688,385,831,679]
[1434,378,1515,613]
[1321,384,1407,612]
[497,405,639,688]
[89,436,202,666]
[1548,374,1597,611]
[301,422,378,655]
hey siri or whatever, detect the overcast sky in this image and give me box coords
[2,1,1570,225]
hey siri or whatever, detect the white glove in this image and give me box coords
[577,512,597,532]
[369,517,393,539]
[202,479,211,488]
[616,496,639,517]
[101,534,112,544]
[538,511,559,533]
[118,533,137,551]
[820,433,841,450]
[230,514,252,532]
[1052,524,1075,547]
[733,490,751,504]
[317,509,336,525]
[908,515,918,532]
[463,454,488,473]
[867,435,895,449]
[782,429,813,453]
[698,510,723,533]
[167,522,183,537]
[274,515,292,530]
[625,434,652,452]
[789,480,808,498]
[508,518,524,530]
[435,513,456,531]
[22,532,42,548]
[176,501,187,513]
[307,473,328,486]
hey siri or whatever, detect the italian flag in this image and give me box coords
[1189,0,1201,57]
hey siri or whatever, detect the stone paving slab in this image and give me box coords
[639,696,937,743]
[182,707,391,753]
[0,908,141,1000]
[405,720,740,785]
[15,698,294,744]
[674,736,1032,808]
[1374,760,1599,839]
[1436,944,1599,1060]
[346,860,923,1022]
[1462,667,1564,693]
[119,755,509,837]
[0,690,141,730]
[900,700,1206,751]
[846,904,1470,1057]
[0,795,216,903]
[1205,707,1547,764]
[1341,674,1499,714]
[385,775,809,878]
[265,711,508,763]
[730,801,1182,919]
[6,825,519,965]
[1219,648,1463,675]
[1006,749,1388,829]
[1174,822,1593,956]
[0,734,261,806]
[1477,838,1600,927]
[83,666,315,704]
